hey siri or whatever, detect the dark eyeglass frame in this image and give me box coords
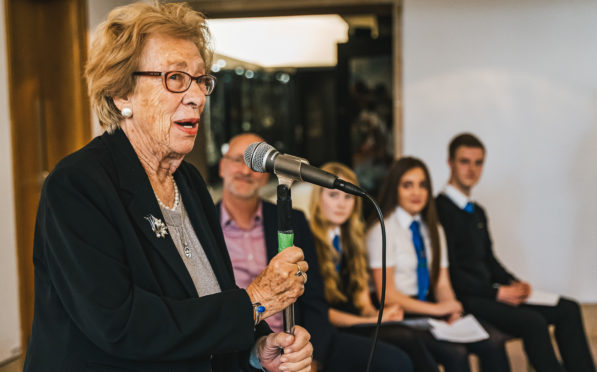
[133,71,217,95]
[222,154,245,165]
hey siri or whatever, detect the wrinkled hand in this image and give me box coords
[246,246,308,319]
[257,325,313,372]
[497,282,531,306]
[381,304,404,322]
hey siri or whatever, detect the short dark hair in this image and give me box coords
[448,133,485,159]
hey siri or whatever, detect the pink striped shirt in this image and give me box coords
[220,202,284,332]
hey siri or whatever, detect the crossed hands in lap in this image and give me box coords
[497,281,532,306]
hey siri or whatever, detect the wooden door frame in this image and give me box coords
[5,0,91,351]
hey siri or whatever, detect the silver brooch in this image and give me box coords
[145,214,168,238]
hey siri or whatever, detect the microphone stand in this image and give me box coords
[276,177,295,334]
[244,142,386,370]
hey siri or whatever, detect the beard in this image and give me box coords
[225,178,260,200]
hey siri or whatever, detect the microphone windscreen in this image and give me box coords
[243,142,275,172]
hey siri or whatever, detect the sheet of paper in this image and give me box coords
[428,314,489,343]
[524,289,560,306]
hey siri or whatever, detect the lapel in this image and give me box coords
[262,201,279,261]
[100,130,198,296]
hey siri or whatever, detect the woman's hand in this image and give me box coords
[246,246,308,319]
[363,304,404,323]
[436,299,463,317]
[381,304,404,322]
[257,326,313,372]
[445,300,464,324]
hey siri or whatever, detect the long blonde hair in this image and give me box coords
[308,162,369,311]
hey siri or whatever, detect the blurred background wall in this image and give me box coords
[403,0,597,302]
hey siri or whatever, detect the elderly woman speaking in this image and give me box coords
[24,3,312,372]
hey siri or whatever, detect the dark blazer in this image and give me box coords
[215,200,335,365]
[435,194,517,300]
[24,129,269,372]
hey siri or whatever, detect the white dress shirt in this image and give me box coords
[328,226,341,247]
[442,184,472,210]
[366,206,449,297]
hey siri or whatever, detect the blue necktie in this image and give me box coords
[332,234,341,272]
[409,221,429,301]
[464,201,475,214]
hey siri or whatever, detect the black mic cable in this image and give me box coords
[363,193,387,372]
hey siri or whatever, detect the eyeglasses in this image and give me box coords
[133,71,217,95]
[222,155,245,165]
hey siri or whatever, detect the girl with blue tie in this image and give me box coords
[309,162,440,372]
[367,157,511,372]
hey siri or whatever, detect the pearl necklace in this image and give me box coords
[155,176,180,211]
[155,177,192,258]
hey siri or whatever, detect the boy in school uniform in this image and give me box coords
[435,133,595,372]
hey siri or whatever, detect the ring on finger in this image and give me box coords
[296,263,304,277]
[299,271,307,284]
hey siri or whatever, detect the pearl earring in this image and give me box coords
[121,107,133,118]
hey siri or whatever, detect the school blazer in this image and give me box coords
[24,129,269,372]
[435,194,517,300]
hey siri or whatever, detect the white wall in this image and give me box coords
[403,0,597,302]
[0,0,22,364]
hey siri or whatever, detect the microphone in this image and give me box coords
[243,142,366,197]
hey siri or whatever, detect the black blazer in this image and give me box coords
[261,201,336,364]
[24,129,269,372]
[435,194,517,300]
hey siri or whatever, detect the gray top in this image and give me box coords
[158,198,221,297]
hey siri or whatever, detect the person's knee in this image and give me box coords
[382,327,418,344]
[440,344,469,369]
[483,323,512,346]
[554,298,585,329]
[481,335,506,351]
[520,312,549,336]
[327,332,413,372]
[374,341,414,372]
[558,298,581,316]
[469,332,508,362]
[452,344,469,360]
